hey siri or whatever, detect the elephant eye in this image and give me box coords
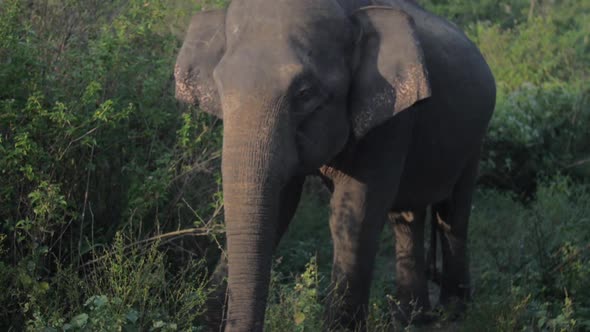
[291,76,328,119]
[295,86,314,101]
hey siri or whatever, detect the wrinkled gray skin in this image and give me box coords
[175,0,495,331]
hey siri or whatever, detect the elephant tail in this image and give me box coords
[426,207,441,286]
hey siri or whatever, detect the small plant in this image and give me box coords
[266,256,324,332]
[28,232,210,331]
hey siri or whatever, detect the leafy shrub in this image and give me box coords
[471,16,589,91]
[481,82,589,193]
[0,0,223,329]
[26,233,210,331]
[422,0,530,28]
[266,257,324,332]
[465,2,590,194]
[467,176,590,330]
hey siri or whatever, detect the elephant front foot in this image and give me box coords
[391,292,436,326]
[324,277,370,331]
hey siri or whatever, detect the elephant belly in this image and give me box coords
[391,106,486,211]
[392,156,460,211]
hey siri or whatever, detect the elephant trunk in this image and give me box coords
[221,104,295,331]
[223,177,277,331]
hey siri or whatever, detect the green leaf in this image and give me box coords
[126,309,139,323]
[153,320,166,329]
[69,313,89,328]
[294,311,305,326]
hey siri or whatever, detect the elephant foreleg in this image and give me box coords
[324,110,415,331]
[327,176,389,331]
[204,175,305,331]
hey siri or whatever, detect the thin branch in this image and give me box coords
[182,198,226,259]
[565,157,590,169]
[78,143,95,265]
[132,226,225,246]
[59,126,98,159]
[528,0,537,21]
[80,226,225,269]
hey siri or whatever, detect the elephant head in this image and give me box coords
[175,1,430,330]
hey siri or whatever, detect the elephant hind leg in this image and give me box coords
[390,208,432,324]
[431,156,479,316]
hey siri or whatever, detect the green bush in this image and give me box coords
[266,257,325,332]
[481,82,589,193]
[0,0,223,329]
[25,233,210,331]
[465,1,590,194]
[421,0,530,28]
[467,177,590,330]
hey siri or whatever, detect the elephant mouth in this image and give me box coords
[295,132,322,172]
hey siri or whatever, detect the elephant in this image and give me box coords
[174,0,495,331]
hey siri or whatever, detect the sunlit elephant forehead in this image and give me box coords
[225,0,348,42]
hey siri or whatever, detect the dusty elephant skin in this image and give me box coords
[174,0,496,331]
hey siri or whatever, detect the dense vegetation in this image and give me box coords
[0,0,588,330]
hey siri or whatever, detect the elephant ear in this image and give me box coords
[175,9,226,118]
[349,7,431,138]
